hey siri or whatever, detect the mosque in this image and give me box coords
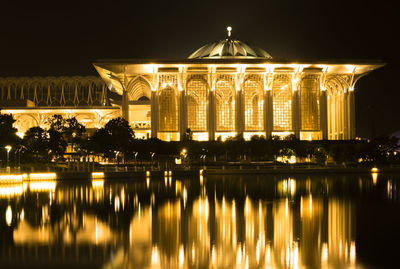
[0,28,383,141]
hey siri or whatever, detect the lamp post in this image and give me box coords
[150,152,155,169]
[5,145,12,167]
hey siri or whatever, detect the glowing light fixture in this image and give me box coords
[372,172,378,185]
[92,179,104,189]
[0,174,24,183]
[91,172,104,179]
[0,184,23,197]
[151,246,159,265]
[29,173,57,181]
[5,145,12,166]
[371,167,378,173]
[29,181,56,192]
[227,26,232,37]
[5,206,12,226]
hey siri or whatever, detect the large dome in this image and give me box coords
[188,29,272,59]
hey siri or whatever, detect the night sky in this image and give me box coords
[0,0,398,138]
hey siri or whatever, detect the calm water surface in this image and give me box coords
[1,173,400,268]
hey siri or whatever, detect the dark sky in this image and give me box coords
[0,0,398,137]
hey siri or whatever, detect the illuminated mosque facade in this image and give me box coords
[0,28,383,141]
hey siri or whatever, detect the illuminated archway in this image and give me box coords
[272,74,293,132]
[326,77,346,139]
[187,77,207,131]
[159,87,178,132]
[243,75,264,131]
[215,79,235,131]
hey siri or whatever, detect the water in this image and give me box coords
[0,173,399,268]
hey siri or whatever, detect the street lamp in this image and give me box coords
[150,152,155,168]
[114,151,120,166]
[5,145,12,167]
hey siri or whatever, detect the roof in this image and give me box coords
[188,38,272,59]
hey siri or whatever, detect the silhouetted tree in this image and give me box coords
[90,117,135,162]
[46,114,66,132]
[0,113,22,164]
[90,128,113,158]
[22,126,49,162]
[63,117,86,153]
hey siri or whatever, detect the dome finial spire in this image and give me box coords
[227,26,232,37]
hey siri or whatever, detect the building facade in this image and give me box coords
[0,33,383,141]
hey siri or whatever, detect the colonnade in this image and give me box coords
[121,70,357,141]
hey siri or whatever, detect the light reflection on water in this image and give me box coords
[0,173,399,268]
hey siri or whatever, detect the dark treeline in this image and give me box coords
[0,113,399,166]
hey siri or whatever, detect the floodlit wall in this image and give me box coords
[1,68,358,141]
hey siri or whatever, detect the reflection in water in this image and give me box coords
[0,173,397,268]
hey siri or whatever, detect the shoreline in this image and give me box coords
[1,166,397,181]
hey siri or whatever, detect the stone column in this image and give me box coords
[292,90,300,138]
[236,89,244,137]
[348,90,356,139]
[151,91,158,138]
[208,90,215,140]
[343,92,349,139]
[319,90,328,140]
[265,90,273,138]
[121,90,129,122]
[179,90,187,140]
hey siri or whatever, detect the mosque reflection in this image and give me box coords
[0,173,397,268]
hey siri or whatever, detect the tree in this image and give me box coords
[47,128,67,160]
[182,128,193,142]
[312,147,328,165]
[63,117,86,153]
[22,126,49,162]
[45,114,66,132]
[90,117,135,162]
[0,113,21,164]
[0,113,20,147]
[369,135,400,163]
[44,115,68,160]
[90,128,114,158]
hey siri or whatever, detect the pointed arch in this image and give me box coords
[186,76,208,131]
[272,74,293,131]
[300,74,320,131]
[159,86,178,132]
[326,76,346,139]
[243,75,264,131]
[215,78,235,131]
[127,76,152,101]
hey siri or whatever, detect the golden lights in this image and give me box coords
[91,172,104,179]
[92,179,104,189]
[29,181,56,192]
[0,174,24,184]
[5,205,12,226]
[29,173,57,181]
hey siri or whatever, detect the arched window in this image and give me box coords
[326,77,345,140]
[215,79,235,131]
[159,87,178,132]
[272,74,292,131]
[187,77,207,131]
[243,76,264,131]
[300,74,320,130]
[128,77,152,101]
